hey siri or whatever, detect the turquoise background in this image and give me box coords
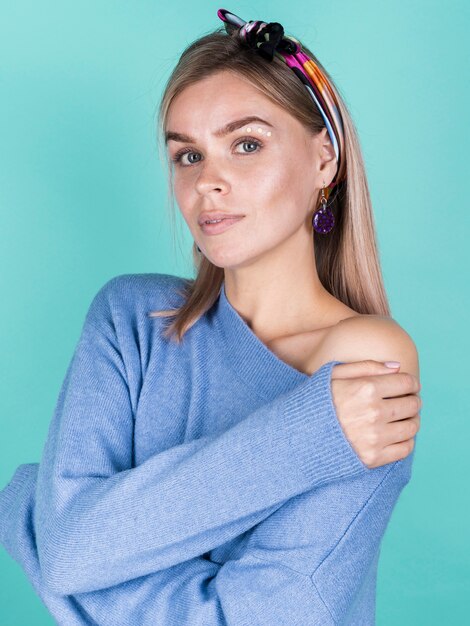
[1,1,468,623]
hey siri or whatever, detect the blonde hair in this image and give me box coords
[149,26,391,342]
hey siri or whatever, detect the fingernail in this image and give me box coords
[384,361,400,368]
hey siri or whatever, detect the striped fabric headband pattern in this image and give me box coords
[217,8,346,196]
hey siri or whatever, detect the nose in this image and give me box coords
[194,158,230,196]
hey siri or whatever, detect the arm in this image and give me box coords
[27,277,367,594]
[0,464,335,625]
[0,450,414,625]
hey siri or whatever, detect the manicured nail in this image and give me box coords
[384,361,400,368]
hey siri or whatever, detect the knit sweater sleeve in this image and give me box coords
[3,277,367,595]
[0,462,334,624]
[0,455,413,625]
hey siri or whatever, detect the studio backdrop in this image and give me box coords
[0,1,468,624]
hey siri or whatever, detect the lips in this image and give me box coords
[199,216,244,235]
[198,212,245,226]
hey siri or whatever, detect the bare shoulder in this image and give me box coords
[323,314,420,381]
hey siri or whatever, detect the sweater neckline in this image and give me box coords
[212,280,310,399]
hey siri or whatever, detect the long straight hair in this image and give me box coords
[149,26,390,342]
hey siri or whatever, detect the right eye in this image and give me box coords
[171,150,201,166]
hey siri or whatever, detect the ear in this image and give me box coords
[312,127,338,186]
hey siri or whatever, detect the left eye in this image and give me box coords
[235,139,262,154]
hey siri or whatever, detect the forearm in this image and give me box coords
[1,464,332,626]
[2,450,412,625]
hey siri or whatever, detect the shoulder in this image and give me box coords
[323,314,420,380]
[85,272,191,326]
[99,272,189,299]
[93,272,190,307]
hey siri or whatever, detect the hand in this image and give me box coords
[331,360,421,468]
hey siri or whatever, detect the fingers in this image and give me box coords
[382,393,422,423]
[382,414,421,448]
[331,359,400,379]
[331,361,420,397]
[376,438,416,467]
[358,372,420,401]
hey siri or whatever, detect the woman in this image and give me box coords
[0,8,421,625]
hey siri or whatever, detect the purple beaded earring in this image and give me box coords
[312,183,335,234]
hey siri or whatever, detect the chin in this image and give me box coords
[202,246,251,269]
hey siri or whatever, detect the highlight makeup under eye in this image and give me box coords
[170,136,264,167]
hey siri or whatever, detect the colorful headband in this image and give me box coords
[217,8,346,198]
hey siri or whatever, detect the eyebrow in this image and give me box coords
[164,115,274,145]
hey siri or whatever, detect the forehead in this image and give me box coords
[166,72,282,128]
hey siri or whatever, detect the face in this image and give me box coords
[165,70,335,269]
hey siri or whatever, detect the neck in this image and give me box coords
[223,263,335,343]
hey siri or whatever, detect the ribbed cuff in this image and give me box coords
[0,464,36,543]
[282,360,368,486]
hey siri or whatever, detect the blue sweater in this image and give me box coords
[0,273,414,625]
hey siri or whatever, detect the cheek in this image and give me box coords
[255,145,303,193]
[251,156,306,215]
[255,170,314,239]
[172,176,194,220]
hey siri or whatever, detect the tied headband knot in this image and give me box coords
[240,20,293,62]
